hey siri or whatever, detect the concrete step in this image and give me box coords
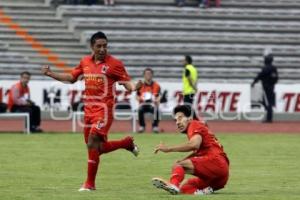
[0,4,48,9]
[0,27,74,35]
[74,23,300,34]
[3,9,55,16]
[81,30,300,45]
[57,5,300,21]
[10,16,63,23]
[0,23,67,29]
[0,34,79,42]
[7,41,85,48]
[116,0,300,8]
[9,46,88,55]
[0,0,45,3]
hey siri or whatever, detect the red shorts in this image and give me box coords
[83,110,113,144]
[189,154,229,190]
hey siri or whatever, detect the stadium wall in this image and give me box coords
[1,80,300,114]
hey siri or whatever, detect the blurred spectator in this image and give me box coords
[104,0,114,6]
[175,0,207,7]
[199,0,208,8]
[69,90,84,112]
[251,49,279,123]
[7,71,42,132]
[0,102,7,113]
[182,55,198,109]
[136,68,161,133]
[63,0,98,5]
[64,0,80,4]
[85,0,97,5]
[206,0,221,8]
[175,0,185,7]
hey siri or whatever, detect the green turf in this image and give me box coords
[0,132,299,200]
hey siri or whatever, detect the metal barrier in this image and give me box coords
[0,113,30,134]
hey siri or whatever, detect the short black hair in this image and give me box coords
[173,105,192,117]
[185,55,192,64]
[90,31,107,46]
[143,67,153,75]
[20,71,31,77]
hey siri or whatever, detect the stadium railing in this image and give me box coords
[0,113,30,134]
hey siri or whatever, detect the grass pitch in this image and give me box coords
[0,132,299,200]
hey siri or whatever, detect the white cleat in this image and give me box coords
[152,177,180,195]
[78,183,95,192]
[78,187,93,192]
[194,186,214,195]
[126,136,139,157]
[131,144,140,157]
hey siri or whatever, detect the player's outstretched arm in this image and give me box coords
[154,135,202,154]
[121,80,143,92]
[41,65,76,83]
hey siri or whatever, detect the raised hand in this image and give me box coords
[41,65,51,76]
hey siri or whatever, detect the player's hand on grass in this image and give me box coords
[41,65,52,76]
[154,142,170,154]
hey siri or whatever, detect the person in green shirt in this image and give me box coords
[182,55,198,108]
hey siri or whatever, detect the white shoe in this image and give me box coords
[152,126,159,133]
[125,136,140,157]
[138,126,145,133]
[152,177,180,195]
[194,186,214,195]
[78,183,95,192]
[131,143,140,157]
[78,187,93,192]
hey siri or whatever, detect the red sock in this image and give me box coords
[180,177,208,194]
[170,165,185,187]
[86,148,100,187]
[100,137,132,154]
[180,184,198,194]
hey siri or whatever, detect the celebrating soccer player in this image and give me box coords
[41,31,141,191]
[152,105,229,195]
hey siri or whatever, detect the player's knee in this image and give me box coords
[177,160,194,171]
[86,141,94,149]
[87,135,99,149]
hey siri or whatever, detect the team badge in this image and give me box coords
[101,65,109,74]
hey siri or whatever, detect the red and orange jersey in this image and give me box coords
[71,54,130,114]
[136,81,161,103]
[7,81,30,110]
[187,120,227,157]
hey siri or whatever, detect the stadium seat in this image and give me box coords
[0,0,300,82]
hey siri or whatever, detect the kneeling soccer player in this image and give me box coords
[152,105,229,195]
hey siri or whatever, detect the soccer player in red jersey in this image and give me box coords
[41,32,141,191]
[152,105,229,195]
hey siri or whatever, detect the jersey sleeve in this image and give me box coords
[111,61,131,82]
[71,60,83,80]
[187,121,206,140]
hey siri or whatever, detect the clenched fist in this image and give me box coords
[41,65,52,76]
